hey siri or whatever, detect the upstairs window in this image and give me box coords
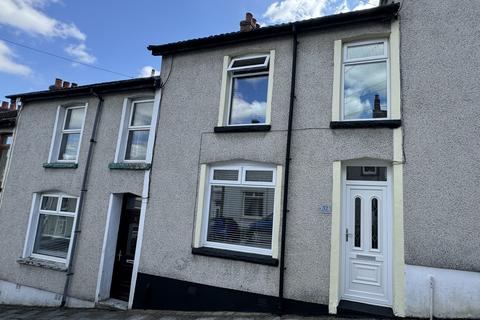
[342,40,389,120]
[125,100,154,161]
[217,52,275,128]
[59,107,85,161]
[48,104,86,164]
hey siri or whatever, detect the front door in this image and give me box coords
[342,178,391,307]
[110,195,141,301]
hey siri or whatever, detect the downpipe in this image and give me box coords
[61,90,104,307]
[278,23,298,315]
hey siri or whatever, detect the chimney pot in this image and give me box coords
[10,101,16,110]
[246,12,253,22]
[63,81,70,89]
[54,78,62,89]
[150,69,156,77]
[1,101,9,109]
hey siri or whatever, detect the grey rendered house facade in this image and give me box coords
[1,0,479,318]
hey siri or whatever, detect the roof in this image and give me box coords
[148,3,400,56]
[6,76,161,102]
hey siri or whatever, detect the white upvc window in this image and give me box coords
[48,104,87,163]
[114,98,156,163]
[196,163,282,257]
[217,51,275,127]
[341,39,390,121]
[24,194,79,264]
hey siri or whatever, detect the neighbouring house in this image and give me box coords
[0,101,17,199]
[0,1,479,318]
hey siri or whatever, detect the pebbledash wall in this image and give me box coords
[135,19,397,314]
[0,1,479,318]
[0,82,160,307]
[399,0,480,318]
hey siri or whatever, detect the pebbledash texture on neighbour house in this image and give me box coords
[1,0,480,319]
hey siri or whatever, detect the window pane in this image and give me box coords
[231,56,268,69]
[64,108,85,130]
[41,196,58,211]
[131,101,153,127]
[213,170,239,181]
[1,134,12,145]
[33,214,73,259]
[59,133,80,160]
[207,185,274,250]
[346,166,387,181]
[354,197,361,248]
[6,135,13,145]
[347,42,384,60]
[60,198,77,213]
[344,61,387,120]
[229,75,268,125]
[372,198,378,249]
[245,170,273,183]
[125,130,149,160]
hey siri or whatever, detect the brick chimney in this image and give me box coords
[9,101,16,110]
[62,81,70,89]
[49,78,76,90]
[240,12,261,32]
[1,101,9,110]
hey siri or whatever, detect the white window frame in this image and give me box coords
[201,163,277,256]
[48,104,87,164]
[339,39,390,121]
[23,193,79,264]
[217,50,275,127]
[114,97,159,164]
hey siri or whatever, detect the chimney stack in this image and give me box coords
[9,101,16,110]
[240,12,261,32]
[55,78,62,89]
[49,78,77,90]
[1,101,9,110]
[63,81,70,89]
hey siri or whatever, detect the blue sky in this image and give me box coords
[0,0,378,100]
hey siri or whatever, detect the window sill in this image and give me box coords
[214,125,271,133]
[43,162,78,169]
[108,162,151,170]
[192,247,278,266]
[17,257,67,272]
[330,120,401,129]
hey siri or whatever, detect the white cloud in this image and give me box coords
[263,0,380,24]
[0,41,32,76]
[230,97,267,124]
[263,0,329,24]
[64,43,96,64]
[138,66,160,78]
[0,0,85,40]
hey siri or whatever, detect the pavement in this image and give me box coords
[0,306,381,320]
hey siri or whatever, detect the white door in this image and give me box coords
[342,184,391,306]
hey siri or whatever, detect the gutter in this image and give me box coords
[61,89,104,307]
[278,23,298,315]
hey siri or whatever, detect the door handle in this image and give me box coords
[345,228,353,242]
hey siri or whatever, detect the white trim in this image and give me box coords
[22,193,40,258]
[227,54,270,72]
[343,39,388,63]
[47,106,61,163]
[128,170,150,309]
[328,161,342,314]
[193,164,207,248]
[114,99,129,163]
[217,56,230,127]
[271,165,283,259]
[266,50,275,125]
[390,19,401,120]
[146,89,162,163]
[331,40,342,122]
